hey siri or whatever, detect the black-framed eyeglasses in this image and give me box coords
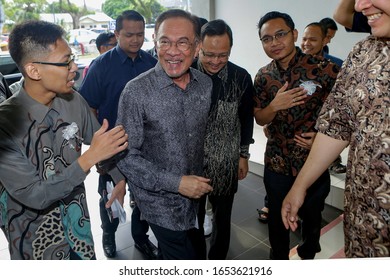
[200,49,230,61]
[32,54,76,70]
[260,30,292,44]
[102,43,117,47]
[156,38,194,52]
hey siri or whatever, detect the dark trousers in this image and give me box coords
[98,174,150,245]
[198,194,235,260]
[148,222,205,260]
[98,174,119,234]
[264,168,330,260]
[131,204,150,244]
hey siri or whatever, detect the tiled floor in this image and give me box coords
[0,167,344,260]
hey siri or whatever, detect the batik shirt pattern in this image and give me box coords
[195,61,254,195]
[254,47,339,176]
[317,37,390,257]
[0,89,104,259]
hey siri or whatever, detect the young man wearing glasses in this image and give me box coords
[0,20,128,259]
[82,31,117,78]
[253,11,339,260]
[79,10,158,259]
[192,19,254,260]
[116,9,213,260]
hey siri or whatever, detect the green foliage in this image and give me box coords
[103,0,165,24]
[5,0,47,23]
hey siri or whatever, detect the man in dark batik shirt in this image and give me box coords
[253,11,339,260]
[193,19,254,260]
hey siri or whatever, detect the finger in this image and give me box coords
[193,176,211,183]
[282,81,289,90]
[109,125,126,137]
[281,203,291,229]
[106,195,114,208]
[277,81,289,94]
[289,220,299,232]
[111,133,128,146]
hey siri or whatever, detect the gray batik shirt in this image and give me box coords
[0,88,123,259]
[117,62,212,231]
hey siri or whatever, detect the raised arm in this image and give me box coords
[333,0,356,29]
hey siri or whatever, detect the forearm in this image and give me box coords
[254,106,277,126]
[333,0,355,29]
[78,149,99,173]
[0,158,85,210]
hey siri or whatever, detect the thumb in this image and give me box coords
[106,194,114,209]
[277,81,289,95]
[96,119,109,136]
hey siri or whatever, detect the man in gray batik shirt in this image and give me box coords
[116,9,213,260]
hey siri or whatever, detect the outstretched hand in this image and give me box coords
[90,119,128,162]
[78,119,128,173]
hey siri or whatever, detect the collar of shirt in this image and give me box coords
[273,47,303,74]
[195,59,230,83]
[154,62,200,91]
[115,45,142,65]
[17,88,67,124]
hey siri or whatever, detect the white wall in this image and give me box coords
[214,0,367,80]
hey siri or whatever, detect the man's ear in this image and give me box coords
[24,63,41,81]
[293,29,298,43]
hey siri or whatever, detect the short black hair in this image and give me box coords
[8,20,65,75]
[257,11,295,36]
[96,32,116,51]
[116,10,145,32]
[320,17,338,31]
[305,22,327,38]
[155,9,200,41]
[201,19,233,47]
[196,17,208,36]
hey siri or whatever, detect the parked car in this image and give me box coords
[0,53,18,75]
[89,28,108,34]
[68,29,99,45]
[142,37,155,51]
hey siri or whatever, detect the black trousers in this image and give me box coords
[98,174,149,245]
[148,222,205,260]
[198,194,235,259]
[264,168,330,260]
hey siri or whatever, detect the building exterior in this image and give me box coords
[39,13,74,31]
[79,12,113,30]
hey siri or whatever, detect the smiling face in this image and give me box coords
[355,0,390,37]
[259,18,298,69]
[156,17,200,87]
[199,33,231,75]
[301,25,325,55]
